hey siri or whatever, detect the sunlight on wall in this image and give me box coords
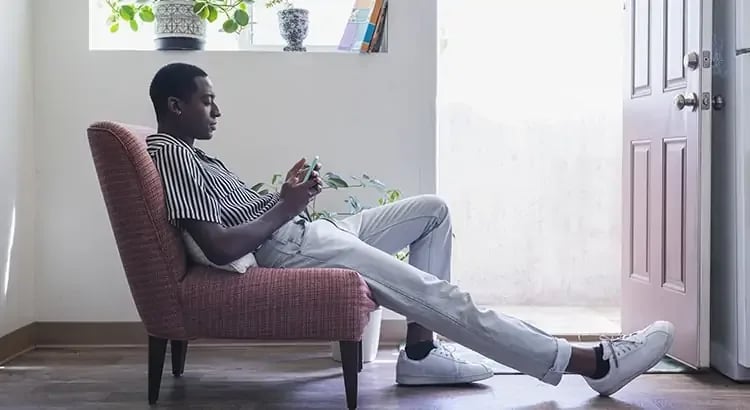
[3,204,16,298]
[438,0,623,306]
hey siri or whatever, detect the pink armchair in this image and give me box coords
[87,121,377,410]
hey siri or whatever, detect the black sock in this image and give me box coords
[591,344,610,379]
[405,341,436,360]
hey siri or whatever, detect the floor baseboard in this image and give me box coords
[0,323,36,365]
[1,319,608,363]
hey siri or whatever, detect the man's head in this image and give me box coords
[149,62,220,141]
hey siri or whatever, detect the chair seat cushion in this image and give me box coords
[180,265,377,341]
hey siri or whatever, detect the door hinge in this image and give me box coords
[701,92,711,110]
[702,50,711,68]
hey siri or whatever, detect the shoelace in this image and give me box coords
[600,332,643,368]
[433,342,468,363]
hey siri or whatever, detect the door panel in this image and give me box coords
[630,141,651,281]
[663,137,687,293]
[622,0,711,368]
[664,0,687,90]
[632,0,651,96]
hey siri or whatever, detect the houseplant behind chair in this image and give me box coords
[105,0,253,50]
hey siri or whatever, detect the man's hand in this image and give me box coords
[286,157,322,182]
[279,158,323,217]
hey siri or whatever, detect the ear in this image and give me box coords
[167,96,182,116]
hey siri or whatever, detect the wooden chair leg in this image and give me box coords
[148,336,168,404]
[170,340,188,377]
[339,341,359,410]
[357,341,363,373]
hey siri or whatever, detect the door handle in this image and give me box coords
[684,52,699,70]
[675,92,699,111]
[712,94,725,111]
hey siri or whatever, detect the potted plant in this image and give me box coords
[265,0,309,51]
[104,0,254,50]
[253,171,404,362]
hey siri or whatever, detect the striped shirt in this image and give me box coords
[146,133,280,229]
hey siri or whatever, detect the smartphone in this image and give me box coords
[302,156,320,182]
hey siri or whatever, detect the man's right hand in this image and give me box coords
[279,158,322,216]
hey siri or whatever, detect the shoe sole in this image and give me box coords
[598,326,675,397]
[396,371,494,386]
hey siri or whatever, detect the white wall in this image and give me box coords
[0,1,36,337]
[438,0,623,306]
[33,0,437,321]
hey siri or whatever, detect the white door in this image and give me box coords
[621,0,712,368]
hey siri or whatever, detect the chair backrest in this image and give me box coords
[87,121,188,340]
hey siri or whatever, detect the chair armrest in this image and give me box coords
[180,266,378,341]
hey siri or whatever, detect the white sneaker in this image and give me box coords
[585,320,675,396]
[395,342,494,386]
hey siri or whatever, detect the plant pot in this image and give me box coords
[331,307,383,364]
[278,8,309,52]
[154,0,206,50]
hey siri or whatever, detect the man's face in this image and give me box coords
[176,76,221,140]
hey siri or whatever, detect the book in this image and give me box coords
[359,0,385,52]
[368,0,388,53]
[338,0,380,53]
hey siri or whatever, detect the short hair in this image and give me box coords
[149,63,208,120]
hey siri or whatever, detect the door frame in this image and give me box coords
[697,0,713,368]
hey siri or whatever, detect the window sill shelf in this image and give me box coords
[88,46,388,54]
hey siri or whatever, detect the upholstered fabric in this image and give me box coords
[87,121,376,342]
[182,266,375,341]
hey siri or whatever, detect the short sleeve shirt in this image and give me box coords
[145,133,280,229]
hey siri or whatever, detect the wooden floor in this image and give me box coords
[0,344,748,409]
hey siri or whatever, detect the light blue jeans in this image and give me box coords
[254,194,572,385]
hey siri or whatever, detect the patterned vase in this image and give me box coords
[154,0,207,50]
[278,8,309,52]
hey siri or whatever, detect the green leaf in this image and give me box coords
[207,5,219,22]
[222,19,239,33]
[106,14,118,25]
[358,174,385,189]
[119,5,135,20]
[323,176,348,189]
[139,7,155,22]
[331,177,349,187]
[271,174,283,185]
[129,19,139,31]
[195,2,210,19]
[346,196,362,213]
[385,189,401,203]
[193,2,207,15]
[259,189,269,195]
[368,179,387,191]
[396,250,409,261]
[323,172,349,188]
[109,23,120,32]
[234,9,250,26]
[250,183,265,192]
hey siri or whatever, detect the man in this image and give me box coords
[146,62,674,396]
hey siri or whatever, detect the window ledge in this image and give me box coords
[88,46,387,54]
